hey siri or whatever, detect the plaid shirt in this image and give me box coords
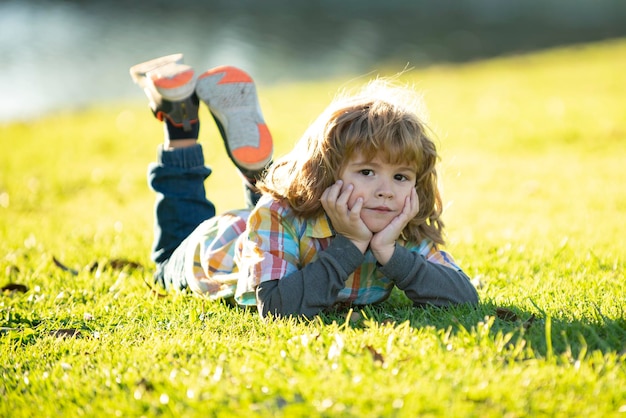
[189,196,461,307]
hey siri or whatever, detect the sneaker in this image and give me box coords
[129,53,183,88]
[195,66,273,177]
[130,56,199,131]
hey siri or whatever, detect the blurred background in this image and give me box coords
[1,0,625,122]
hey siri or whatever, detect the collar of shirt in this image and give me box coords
[305,213,334,238]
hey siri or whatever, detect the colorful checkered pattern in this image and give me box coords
[186,196,461,307]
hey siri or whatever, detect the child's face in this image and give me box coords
[339,153,417,233]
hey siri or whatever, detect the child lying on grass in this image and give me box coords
[130,54,478,318]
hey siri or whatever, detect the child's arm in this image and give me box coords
[255,234,364,318]
[378,245,479,307]
[240,199,365,318]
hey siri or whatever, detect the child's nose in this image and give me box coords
[376,181,394,198]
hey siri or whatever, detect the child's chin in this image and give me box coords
[364,220,391,234]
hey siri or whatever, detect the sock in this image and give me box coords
[165,119,199,140]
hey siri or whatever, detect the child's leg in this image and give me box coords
[195,66,273,206]
[148,144,216,290]
[131,57,215,290]
[130,59,274,292]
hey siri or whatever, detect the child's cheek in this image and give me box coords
[346,193,362,211]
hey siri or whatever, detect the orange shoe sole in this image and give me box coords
[196,66,273,174]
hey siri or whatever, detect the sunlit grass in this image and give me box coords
[1,39,625,417]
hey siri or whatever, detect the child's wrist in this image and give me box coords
[344,237,368,254]
[372,243,396,266]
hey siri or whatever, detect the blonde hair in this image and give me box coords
[259,79,445,245]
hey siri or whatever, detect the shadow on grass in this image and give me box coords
[317,291,626,360]
[4,265,624,361]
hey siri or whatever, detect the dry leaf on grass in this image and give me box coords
[1,283,28,293]
[49,328,83,339]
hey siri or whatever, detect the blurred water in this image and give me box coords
[1,0,625,122]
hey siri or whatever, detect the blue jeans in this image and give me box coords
[147,144,258,290]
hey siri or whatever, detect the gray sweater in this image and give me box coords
[257,234,479,318]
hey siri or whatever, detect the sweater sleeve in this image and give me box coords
[378,245,479,307]
[256,235,364,318]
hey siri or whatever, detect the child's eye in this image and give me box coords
[360,169,374,176]
[394,174,409,181]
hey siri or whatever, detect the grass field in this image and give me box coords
[1,39,625,417]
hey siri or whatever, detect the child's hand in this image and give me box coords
[321,180,372,253]
[371,188,420,265]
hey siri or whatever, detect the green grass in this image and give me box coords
[1,39,626,417]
